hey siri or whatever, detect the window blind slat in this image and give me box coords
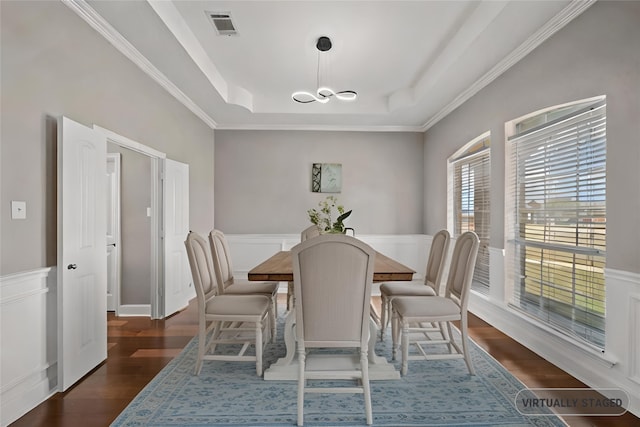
[451,136,491,293]
[507,99,606,349]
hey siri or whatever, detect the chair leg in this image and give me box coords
[256,320,263,376]
[195,320,206,375]
[271,295,278,342]
[297,348,306,426]
[401,320,409,376]
[379,293,387,341]
[460,315,475,375]
[361,349,373,425]
[391,307,399,361]
[287,281,294,311]
[445,321,454,353]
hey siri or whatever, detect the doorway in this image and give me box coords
[106,144,153,316]
[96,125,192,319]
[106,153,121,313]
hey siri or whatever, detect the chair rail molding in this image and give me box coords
[224,234,430,295]
[469,260,640,417]
[0,267,58,427]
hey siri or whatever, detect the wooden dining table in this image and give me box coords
[248,249,415,381]
[248,250,415,283]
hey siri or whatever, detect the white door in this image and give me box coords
[58,116,107,391]
[163,159,193,316]
[106,153,121,313]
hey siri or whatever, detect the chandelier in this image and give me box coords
[292,36,357,104]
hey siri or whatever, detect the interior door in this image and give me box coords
[163,158,193,316]
[57,116,107,391]
[106,153,121,312]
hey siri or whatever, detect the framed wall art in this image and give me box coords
[312,163,342,193]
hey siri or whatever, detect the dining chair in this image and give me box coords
[209,229,279,341]
[391,231,479,376]
[292,234,376,426]
[379,229,450,340]
[286,225,322,311]
[184,231,271,376]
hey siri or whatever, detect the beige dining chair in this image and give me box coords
[391,231,479,376]
[286,225,322,310]
[379,229,450,340]
[209,229,279,341]
[184,231,271,376]
[292,234,376,426]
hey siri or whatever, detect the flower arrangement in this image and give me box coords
[307,195,352,233]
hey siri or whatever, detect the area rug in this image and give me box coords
[111,312,566,427]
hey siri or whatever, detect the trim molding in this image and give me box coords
[630,293,640,386]
[117,304,152,317]
[420,0,596,131]
[63,0,218,129]
[0,267,58,426]
[63,0,595,134]
[605,268,640,287]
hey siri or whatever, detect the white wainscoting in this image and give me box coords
[469,248,640,417]
[0,268,58,427]
[224,234,430,295]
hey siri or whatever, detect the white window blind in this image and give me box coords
[506,99,606,349]
[450,136,491,293]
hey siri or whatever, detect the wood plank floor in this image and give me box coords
[11,295,638,426]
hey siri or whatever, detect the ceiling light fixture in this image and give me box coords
[292,36,357,104]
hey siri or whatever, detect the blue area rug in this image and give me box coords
[111,312,566,426]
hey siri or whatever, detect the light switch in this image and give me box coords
[11,201,26,219]
[146,207,151,217]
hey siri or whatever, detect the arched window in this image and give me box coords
[505,97,606,349]
[448,132,491,293]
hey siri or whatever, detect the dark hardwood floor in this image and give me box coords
[11,295,638,426]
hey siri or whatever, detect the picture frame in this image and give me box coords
[312,163,342,193]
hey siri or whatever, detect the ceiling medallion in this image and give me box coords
[292,36,357,104]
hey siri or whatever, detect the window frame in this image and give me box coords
[504,96,607,350]
[447,131,491,293]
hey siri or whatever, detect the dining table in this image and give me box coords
[248,249,415,380]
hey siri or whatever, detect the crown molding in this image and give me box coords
[213,123,425,133]
[62,0,218,129]
[420,0,597,132]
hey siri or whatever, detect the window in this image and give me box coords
[505,98,606,349]
[448,133,491,293]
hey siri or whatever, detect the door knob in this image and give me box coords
[67,264,77,270]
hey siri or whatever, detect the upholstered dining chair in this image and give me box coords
[286,225,322,310]
[391,231,479,376]
[292,234,376,426]
[209,229,279,341]
[300,224,321,241]
[184,231,271,376]
[379,229,450,340]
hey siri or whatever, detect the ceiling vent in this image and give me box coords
[207,12,237,36]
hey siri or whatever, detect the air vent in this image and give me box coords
[207,11,237,36]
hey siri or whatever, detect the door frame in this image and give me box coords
[94,125,166,319]
[106,153,122,314]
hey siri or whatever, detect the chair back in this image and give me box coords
[444,231,480,310]
[424,229,450,294]
[300,225,321,241]
[184,231,218,307]
[208,229,235,294]
[292,234,375,348]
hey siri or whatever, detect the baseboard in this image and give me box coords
[116,304,152,317]
[469,266,640,418]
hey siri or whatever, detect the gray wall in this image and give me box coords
[423,0,640,273]
[214,130,424,234]
[107,144,152,305]
[0,1,215,275]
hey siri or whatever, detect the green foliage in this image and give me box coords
[307,196,352,233]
